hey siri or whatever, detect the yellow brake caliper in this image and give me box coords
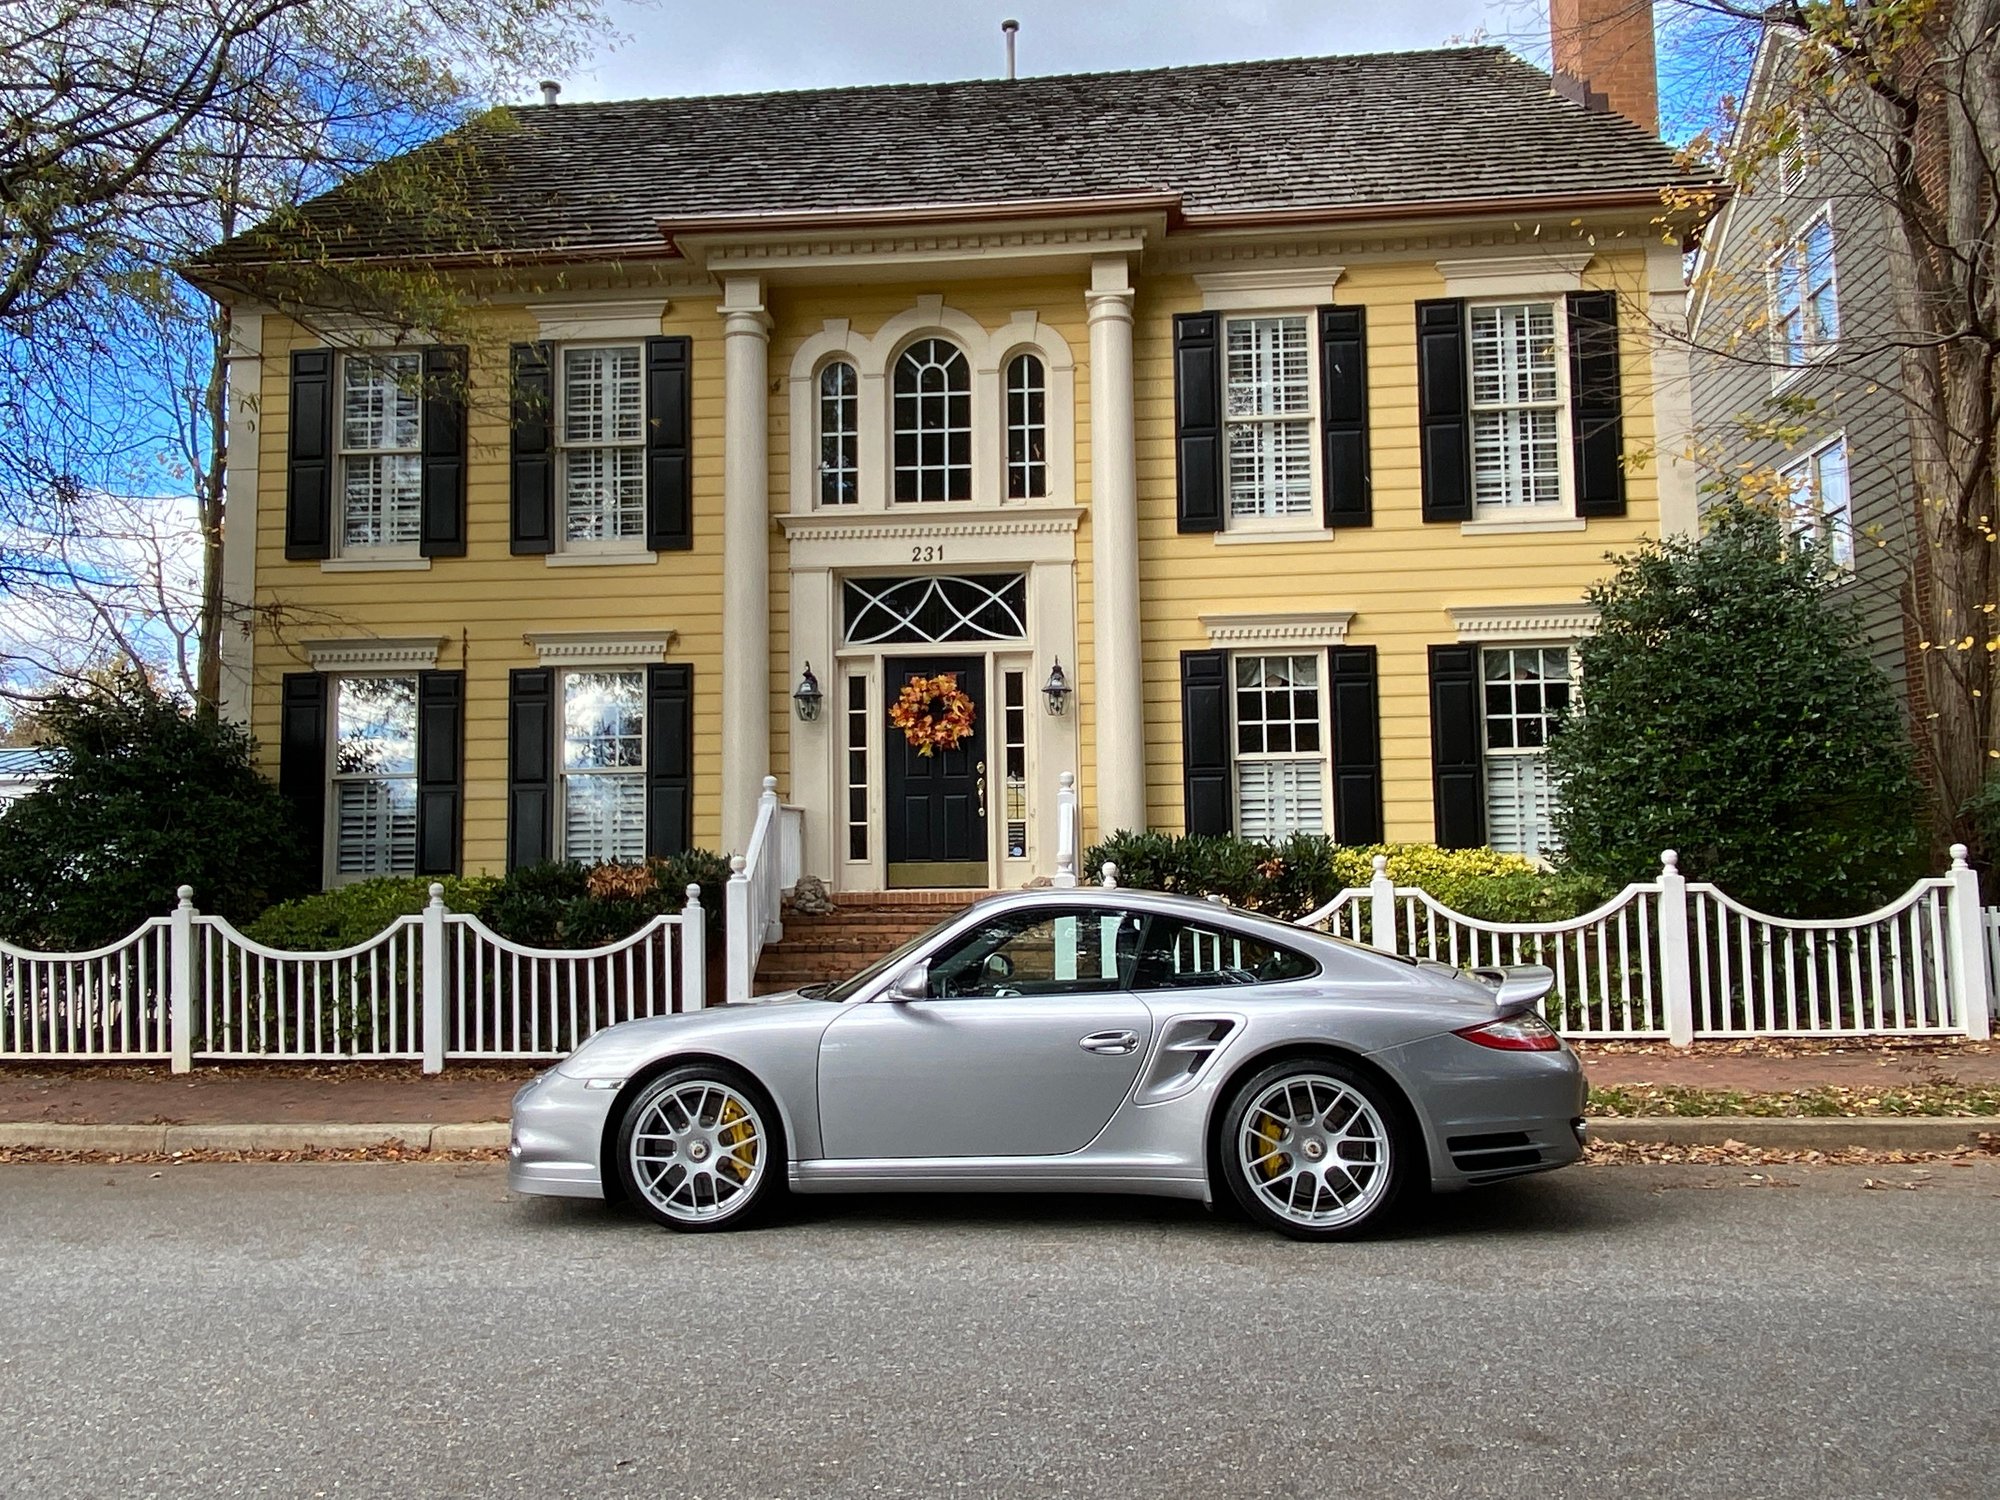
[717,1098,758,1182]
[1254,1113,1288,1179]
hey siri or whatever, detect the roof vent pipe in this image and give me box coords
[1001,19,1019,80]
[539,79,561,107]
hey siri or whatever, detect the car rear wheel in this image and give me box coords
[616,1065,785,1232]
[1219,1057,1409,1241]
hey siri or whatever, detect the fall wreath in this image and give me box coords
[890,672,976,757]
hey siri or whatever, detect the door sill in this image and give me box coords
[886,860,990,889]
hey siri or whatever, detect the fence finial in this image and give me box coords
[761,775,780,800]
[1060,770,1075,790]
[1370,854,1387,877]
[175,885,194,908]
[1660,850,1679,874]
[1950,843,1970,870]
[1101,861,1119,889]
[684,882,703,911]
[427,882,445,908]
[730,854,746,876]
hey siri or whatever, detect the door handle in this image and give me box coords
[1079,1030,1139,1055]
[975,759,986,819]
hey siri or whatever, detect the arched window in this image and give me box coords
[1005,352,1047,499]
[892,338,971,502]
[817,359,858,506]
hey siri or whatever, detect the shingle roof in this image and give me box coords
[209,47,1697,266]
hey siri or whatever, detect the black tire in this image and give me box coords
[1217,1055,1413,1241]
[615,1063,787,1232]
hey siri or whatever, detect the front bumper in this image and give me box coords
[507,1067,619,1199]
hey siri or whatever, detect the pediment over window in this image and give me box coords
[1446,603,1599,642]
[302,637,443,672]
[1200,611,1354,647]
[522,629,676,666]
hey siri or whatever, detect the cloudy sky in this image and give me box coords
[561,0,1534,102]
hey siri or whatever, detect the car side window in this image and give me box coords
[925,909,1142,1000]
[1128,917,1317,991]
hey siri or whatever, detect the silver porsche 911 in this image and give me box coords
[509,887,1587,1240]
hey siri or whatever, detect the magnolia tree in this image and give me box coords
[1,0,622,706]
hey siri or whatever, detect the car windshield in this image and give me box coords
[819,916,959,1003]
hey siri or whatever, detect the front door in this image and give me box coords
[884,655,988,888]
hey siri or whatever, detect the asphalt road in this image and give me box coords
[3,1162,1997,1500]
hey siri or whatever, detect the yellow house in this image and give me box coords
[199,39,1705,895]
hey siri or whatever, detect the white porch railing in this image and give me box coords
[724,776,802,1004]
[1298,847,1994,1042]
[0,882,705,1072]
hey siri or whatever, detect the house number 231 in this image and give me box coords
[911,544,945,563]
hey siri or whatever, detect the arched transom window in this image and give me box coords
[893,338,971,502]
[1005,352,1047,499]
[818,359,859,506]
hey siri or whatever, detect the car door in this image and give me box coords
[816,906,1152,1159]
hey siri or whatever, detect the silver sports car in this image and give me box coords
[509,887,1587,1240]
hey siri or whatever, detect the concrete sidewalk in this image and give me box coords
[1,1041,1995,1156]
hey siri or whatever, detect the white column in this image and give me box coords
[1086,255,1146,836]
[217,307,262,727]
[720,275,772,854]
[1647,242,1700,538]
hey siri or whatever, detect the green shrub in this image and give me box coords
[1081,832,1613,923]
[245,854,730,953]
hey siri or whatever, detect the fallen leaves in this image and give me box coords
[1585,1135,2000,1167]
[0,1145,508,1166]
[1588,1082,2000,1118]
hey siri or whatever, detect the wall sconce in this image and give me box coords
[1042,658,1073,716]
[793,662,823,722]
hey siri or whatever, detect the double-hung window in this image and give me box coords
[339,353,423,552]
[1233,653,1326,839]
[1469,302,1565,512]
[561,669,645,863]
[1482,646,1573,860]
[1769,211,1838,371]
[331,676,419,876]
[560,345,646,547]
[1781,437,1854,569]
[1224,315,1315,521]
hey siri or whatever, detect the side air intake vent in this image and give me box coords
[1134,1017,1240,1104]
[1446,1130,1544,1174]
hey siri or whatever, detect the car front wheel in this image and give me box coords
[1219,1057,1410,1240]
[616,1065,785,1232]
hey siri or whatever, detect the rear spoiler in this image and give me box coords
[1468,965,1555,1017]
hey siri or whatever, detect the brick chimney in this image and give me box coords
[1550,0,1659,134]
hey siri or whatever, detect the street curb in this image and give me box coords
[0,1122,509,1154]
[1589,1117,1995,1151]
[1,1118,1991,1157]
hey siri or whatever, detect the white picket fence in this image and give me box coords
[0,883,706,1072]
[1301,847,1994,1042]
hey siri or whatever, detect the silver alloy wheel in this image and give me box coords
[627,1079,768,1224]
[1237,1072,1392,1229]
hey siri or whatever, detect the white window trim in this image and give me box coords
[1219,308,1322,535]
[815,355,862,508]
[333,348,425,562]
[554,340,648,555]
[1465,296,1574,521]
[1230,649,1333,841]
[523,629,674,667]
[1195,265,1345,311]
[1447,604,1598,644]
[1767,204,1839,389]
[784,302,1076,515]
[1435,253,1592,300]
[324,673,421,887]
[1779,433,1855,571]
[302,637,443,673]
[531,298,669,344]
[1202,611,1353,647]
[890,335,976,505]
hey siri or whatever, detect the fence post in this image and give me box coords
[1053,771,1079,888]
[169,885,195,1074]
[421,883,446,1074]
[1368,856,1397,954]
[1946,844,1992,1040]
[725,855,749,1005]
[1657,850,1696,1047]
[682,884,707,1013]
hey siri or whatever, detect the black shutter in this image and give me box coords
[279,673,329,880]
[1428,645,1486,849]
[507,668,555,869]
[285,350,334,561]
[1416,299,1471,523]
[1328,646,1383,844]
[646,663,694,857]
[1180,650,1233,835]
[644,336,692,552]
[1173,312,1224,533]
[1567,290,1627,517]
[509,341,555,555]
[1318,306,1371,528]
[419,345,468,558]
[415,671,464,875]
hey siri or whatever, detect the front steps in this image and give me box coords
[753,891,997,995]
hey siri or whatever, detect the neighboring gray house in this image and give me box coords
[0,748,55,807]
[1688,25,1916,701]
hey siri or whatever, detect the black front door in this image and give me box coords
[885,655,989,888]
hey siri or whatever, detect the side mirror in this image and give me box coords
[887,963,930,1002]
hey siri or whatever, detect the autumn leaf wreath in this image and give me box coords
[889,672,976,757]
